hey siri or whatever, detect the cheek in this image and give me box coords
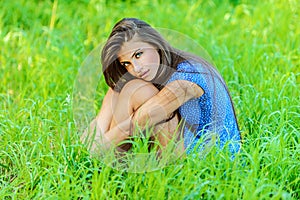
[148,51,160,65]
[153,53,160,70]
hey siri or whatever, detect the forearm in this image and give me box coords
[132,80,203,129]
[103,117,131,148]
[132,85,182,128]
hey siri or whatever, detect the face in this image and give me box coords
[118,36,160,81]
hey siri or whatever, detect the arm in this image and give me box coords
[132,80,204,128]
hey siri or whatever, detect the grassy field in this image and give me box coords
[1,0,299,199]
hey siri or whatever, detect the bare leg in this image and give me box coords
[80,88,119,152]
[109,79,184,153]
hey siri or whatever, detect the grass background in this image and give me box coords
[1,0,299,199]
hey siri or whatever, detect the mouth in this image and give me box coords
[139,69,150,79]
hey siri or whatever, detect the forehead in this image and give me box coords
[118,38,155,60]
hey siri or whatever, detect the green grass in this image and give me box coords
[1,0,299,199]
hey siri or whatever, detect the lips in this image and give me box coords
[139,69,150,78]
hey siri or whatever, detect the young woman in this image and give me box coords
[80,18,241,157]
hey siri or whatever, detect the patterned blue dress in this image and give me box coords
[167,61,241,156]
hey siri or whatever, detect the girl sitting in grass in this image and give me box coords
[80,18,241,158]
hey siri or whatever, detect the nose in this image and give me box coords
[132,60,142,73]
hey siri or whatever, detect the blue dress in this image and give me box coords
[167,61,241,156]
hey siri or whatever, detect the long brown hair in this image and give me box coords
[101,18,240,133]
[102,18,186,91]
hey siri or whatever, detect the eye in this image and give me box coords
[121,61,130,68]
[135,52,143,59]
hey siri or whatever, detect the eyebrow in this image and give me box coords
[131,48,141,58]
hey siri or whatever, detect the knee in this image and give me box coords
[120,79,158,109]
[120,79,158,96]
